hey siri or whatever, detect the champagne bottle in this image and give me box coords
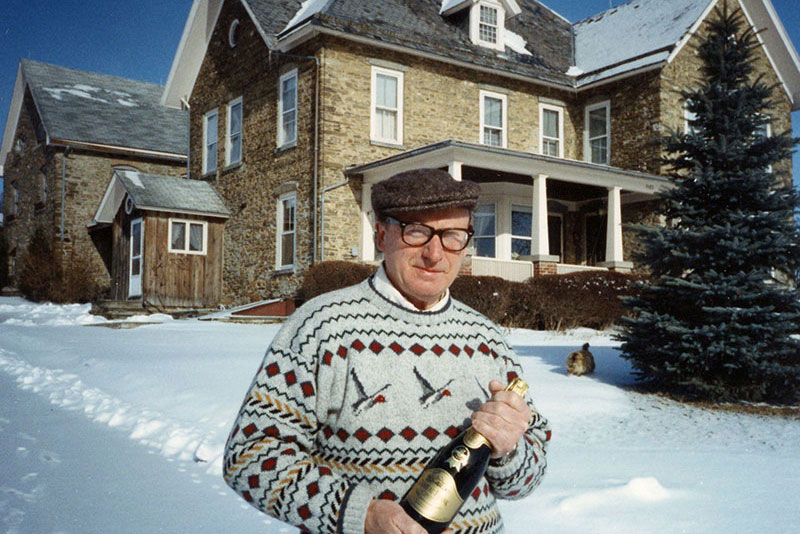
[399,378,529,534]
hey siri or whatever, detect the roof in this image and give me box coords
[2,60,187,168]
[573,0,712,84]
[163,0,800,109]
[92,170,230,225]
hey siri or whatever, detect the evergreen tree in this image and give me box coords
[618,6,800,404]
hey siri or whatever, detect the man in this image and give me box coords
[224,168,550,534]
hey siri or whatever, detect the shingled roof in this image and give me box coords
[93,170,230,226]
[19,59,187,156]
[245,0,574,86]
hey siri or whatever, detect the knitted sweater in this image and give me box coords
[223,275,550,534]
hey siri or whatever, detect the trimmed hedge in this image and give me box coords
[299,261,643,330]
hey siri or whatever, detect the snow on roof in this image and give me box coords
[282,0,331,34]
[574,0,711,77]
[505,29,532,56]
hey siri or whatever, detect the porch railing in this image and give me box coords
[470,256,607,282]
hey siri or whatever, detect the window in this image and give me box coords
[169,219,207,255]
[371,66,404,145]
[756,118,772,172]
[684,103,698,135]
[540,104,563,157]
[473,203,496,258]
[470,1,505,51]
[278,69,298,147]
[38,171,47,204]
[228,19,240,48]
[511,204,531,258]
[480,91,506,147]
[277,193,296,269]
[12,183,19,216]
[585,101,610,164]
[203,109,218,173]
[226,97,242,166]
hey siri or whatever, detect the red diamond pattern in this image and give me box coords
[307,482,320,497]
[445,426,460,438]
[322,351,333,366]
[265,425,280,438]
[301,381,314,397]
[337,346,348,358]
[322,426,333,439]
[298,504,311,520]
[377,428,394,442]
[352,339,365,351]
[432,344,444,355]
[249,474,260,488]
[284,370,297,386]
[354,428,371,442]
[369,341,384,353]
[471,487,481,500]
[478,343,490,354]
[389,342,404,354]
[336,428,349,442]
[423,427,439,440]
[449,344,461,355]
[379,490,397,501]
[266,362,280,377]
[464,345,474,356]
[401,427,417,442]
[242,423,257,437]
[261,458,277,471]
[410,343,425,355]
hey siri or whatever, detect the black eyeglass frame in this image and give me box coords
[384,216,475,252]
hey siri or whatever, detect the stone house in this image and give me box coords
[0,60,189,295]
[166,0,800,305]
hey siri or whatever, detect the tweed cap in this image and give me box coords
[371,168,481,218]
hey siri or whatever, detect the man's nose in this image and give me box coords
[421,233,445,261]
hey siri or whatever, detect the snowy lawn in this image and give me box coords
[1,296,798,533]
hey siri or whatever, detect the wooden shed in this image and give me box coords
[91,170,231,308]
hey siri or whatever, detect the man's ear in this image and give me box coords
[375,220,386,252]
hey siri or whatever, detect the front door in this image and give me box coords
[129,218,143,298]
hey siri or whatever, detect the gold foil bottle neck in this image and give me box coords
[505,377,529,397]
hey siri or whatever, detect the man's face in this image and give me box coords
[376,207,471,310]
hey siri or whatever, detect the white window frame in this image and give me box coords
[470,1,505,51]
[276,192,297,270]
[277,69,298,148]
[226,96,243,166]
[168,218,208,256]
[480,90,507,148]
[684,103,698,134]
[202,108,218,174]
[539,103,564,158]
[370,66,404,145]
[584,101,610,165]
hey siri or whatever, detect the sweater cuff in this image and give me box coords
[486,437,526,480]
[337,483,373,534]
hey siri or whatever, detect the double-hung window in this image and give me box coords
[203,109,218,173]
[226,97,242,166]
[371,66,404,145]
[472,203,496,258]
[540,104,563,157]
[169,219,207,255]
[511,204,532,258]
[278,69,298,148]
[470,1,505,51]
[480,90,506,147]
[585,101,610,164]
[277,193,296,269]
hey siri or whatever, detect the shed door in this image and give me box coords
[128,217,143,298]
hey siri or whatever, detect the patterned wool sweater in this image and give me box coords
[223,275,551,534]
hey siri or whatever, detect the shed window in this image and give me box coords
[169,219,207,255]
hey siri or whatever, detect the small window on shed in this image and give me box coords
[169,219,207,255]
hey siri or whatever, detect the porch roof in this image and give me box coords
[91,170,231,226]
[344,139,673,196]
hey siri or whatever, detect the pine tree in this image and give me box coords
[618,5,800,404]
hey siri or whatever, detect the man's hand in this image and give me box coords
[365,499,453,534]
[470,380,529,459]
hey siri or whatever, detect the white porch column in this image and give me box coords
[531,174,558,262]
[449,161,463,181]
[601,186,633,270]
[361,182,375,261]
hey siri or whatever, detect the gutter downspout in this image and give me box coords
[180,97,191,179]
[268,49,321,264]
[61,146,71,241]
[319,178,349,261]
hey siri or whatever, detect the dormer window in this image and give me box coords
[471,1,505,51]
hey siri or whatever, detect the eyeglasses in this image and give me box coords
[385,216,474,252]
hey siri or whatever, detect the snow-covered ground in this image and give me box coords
[1,296,798,533]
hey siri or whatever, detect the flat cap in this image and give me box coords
[371,168,481,218]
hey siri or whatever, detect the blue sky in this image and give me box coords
[1,0,799,195]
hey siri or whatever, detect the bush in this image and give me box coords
[503,271,645,330]
[18,226,105,303]
[298,261,377,302]
[449,275,515,325]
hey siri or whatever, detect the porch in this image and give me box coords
[346,140,672,282]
